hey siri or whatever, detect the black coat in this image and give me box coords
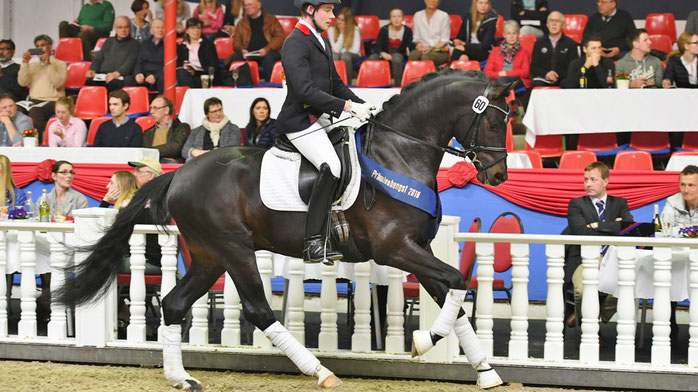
[562,55,615,88]
[276,23,362,134]
[664,55,698,88]
[373,24,413,57]
[582,9,636,53]
[530,34,579,82]
[457,11,498,49]
[134,37,164,78]
[176,37,219,70]
[511,0,548,33]
[0,63,25,101]
[244,118,277,149]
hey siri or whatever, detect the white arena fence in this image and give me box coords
[1,210,698,383]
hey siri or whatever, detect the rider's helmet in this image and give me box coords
[294,0,341,31]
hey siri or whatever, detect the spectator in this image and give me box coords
[127,157,164,270]
[244,97,276,149]
[58,0,115,60]
[582,0,635,60]
[48,97,87,147]
[511,0,548,37]
[368,8,413,86]
[0,40,25,101]
[662,32,698,89]
[93,89,143,147]
[661,164,698,229]
[176,18,219,88]
[530,11,579,88]
[687,11,698,35]
[483,20,531,89]
[408,0,450,66]
[152,0,191,35]
[143,95,190,163]
[130,0,153,43]
[562,33,614,88]
[615,29,663,88]
[130,18,165,92]
[230,0,284,82]
[327,8,362,83]
[0,93,32,146]
[100,170,139,209]
[17,34,68,140]
[128,156,163,187]
[453,0,499,62]
[182,97,241,161]
[221,0,244,37]
[48,160,89,217]
[0,154,26,210]
[86,16,140,91]
[193,0,225,39]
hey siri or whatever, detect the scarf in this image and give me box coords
[202,115,229,146]
[500,41,521,66]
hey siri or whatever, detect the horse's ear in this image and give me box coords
[488,81,519,100]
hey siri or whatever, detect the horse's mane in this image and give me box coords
[377,69,490,120]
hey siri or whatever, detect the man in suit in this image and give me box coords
[277,0,371,264]
[566,161,633,325]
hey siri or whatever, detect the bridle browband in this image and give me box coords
[366,83,510,173]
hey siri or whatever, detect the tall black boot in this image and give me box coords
[304,163,343,264]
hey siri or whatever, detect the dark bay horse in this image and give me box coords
[56,70,514,390]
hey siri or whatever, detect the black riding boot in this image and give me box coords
[304,163,343,264]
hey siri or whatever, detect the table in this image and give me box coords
[178,88,401,129]
[440,151,532,169]
[0,147,159,164]
[523,89,698,147]
[665,154,698,172]
[598,246,690,301]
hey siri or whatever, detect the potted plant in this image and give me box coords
[21,128,38,148]
[615,73,630,89]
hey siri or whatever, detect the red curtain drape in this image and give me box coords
[438,162,679,216]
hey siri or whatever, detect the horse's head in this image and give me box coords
[454,80,517,186]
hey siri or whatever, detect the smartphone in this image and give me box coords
[28,48,44,55]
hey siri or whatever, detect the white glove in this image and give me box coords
[347,101,375,122]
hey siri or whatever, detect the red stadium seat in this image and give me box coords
[613,151,653,171]
[213,37,234,60]
[401,60,435,86]
[645,13,677,44]
[94,37,107,50]
[450,60,480,71]
[277,17,298,37]
[86,116,111,145]
[136,116,155,132]
[567,31,583,44]
[74,86,107,120]
[559,151,597,170]
[563,14,588,40]
[355,15,380,42]
[449,14,462,39]
[519,34,536,56]
[229,61,259,85]
[629,131,670,154]
[681,133,698,151]
[522,150,543,168]
[64,61,91,90]
[577,132,620,156]
[356,60,391,87]
[54,38,83,63]
[333,60,348,84]
[122,86,149,115]
[174,86,189,116]
[495,15,504,38]
[648,34,672,54]
[525,134,564,158]
[403,15,414,30]
[269,61,284,84]
[44,117,57,145]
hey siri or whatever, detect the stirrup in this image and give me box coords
[303,235,343,265]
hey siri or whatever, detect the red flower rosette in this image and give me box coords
[446,161,477,188]
[36,159,57,183]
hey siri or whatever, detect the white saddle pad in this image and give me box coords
[260,129,361,212]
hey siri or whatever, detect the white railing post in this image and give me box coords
[318,260,338,352]
[189,293,209,345]
[475,242,495,357]
[127,233,147,343]
[73,208,118,347]
[252,251,273,349]
[351,260,371,352]
[385,266,405,354]
[0,230,7,337]
[544,243,564,361]
[157,233,178,342]
[651,246,672,366]
[508,243,529,360]
[286,257,305,344]
[221,273,241,346]
[17,229,37,338]
[579,245,600,363]
[615,246,636,365]
[47,232,67,339]
[689,248,698,367]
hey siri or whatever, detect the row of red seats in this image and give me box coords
[72,85,190,120]
[523,149,694,171]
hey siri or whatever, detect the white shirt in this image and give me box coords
[327,27,362,56]
[413,9,450,48]
[680,56,698,85]
[300,20,325,51]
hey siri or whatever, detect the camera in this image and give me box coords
[28,48,44,55]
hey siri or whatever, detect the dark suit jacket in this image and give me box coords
[564,195,633,284]
[276,23,363,134]
[530,34,579,82]
[176,38,219,71]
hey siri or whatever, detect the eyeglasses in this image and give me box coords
[56,170,75,175]
[689,41,698,45]
[208,108,223,114]
[150,105,167,110]
[0,47,12,51]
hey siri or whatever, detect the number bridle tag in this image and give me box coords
[472,96,489,114]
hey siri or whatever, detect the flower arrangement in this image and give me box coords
[615,73,630,80]
[678,225,698,238]
[21,129,38,138]
[8,207,28,220]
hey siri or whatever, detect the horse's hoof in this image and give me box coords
[411,330,434,357]
[179,378,203,392]
[476,368,503,389]
[319,374,342,388]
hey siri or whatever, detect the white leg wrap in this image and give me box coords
[454,315,486,368]
[162,325,195,387]
[430,289,466,338]
[264,321,321,376]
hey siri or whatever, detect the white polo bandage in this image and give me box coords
[430,289,466,338]
[162,324,193,387]
[454,315,486,368]
[264,321,321,376]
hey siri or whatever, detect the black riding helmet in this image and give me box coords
[294,0,341,32]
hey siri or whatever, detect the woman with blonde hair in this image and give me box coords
[0,155,25,211]
[453,0,500,62]
[662,31,698,88]
[193,0,224,38]
[48,97,87,147]
[328,7,362,81]
[100,171,139,209]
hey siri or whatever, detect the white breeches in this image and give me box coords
[287,114,341,178]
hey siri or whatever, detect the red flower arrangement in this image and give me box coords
[21,129,38,138]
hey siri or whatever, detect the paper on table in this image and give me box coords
[520,19,541,26]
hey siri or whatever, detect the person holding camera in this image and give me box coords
[17,35,67,141]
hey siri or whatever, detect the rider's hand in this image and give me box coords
[346,101,375,122]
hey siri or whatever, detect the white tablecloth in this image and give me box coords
[598,246,690,301]
[179,87,401,129]
[666,154,698,172]
[440,151,532,169]
[0,147,159,164]
[523,89,698,147]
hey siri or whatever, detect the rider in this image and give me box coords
[277,0,373,264]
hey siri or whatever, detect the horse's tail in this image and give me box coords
[54,170,176,306]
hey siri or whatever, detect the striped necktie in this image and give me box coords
[596,200,605,222]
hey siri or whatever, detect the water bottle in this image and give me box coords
[24,191,34,220]
[39,189,50,222]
